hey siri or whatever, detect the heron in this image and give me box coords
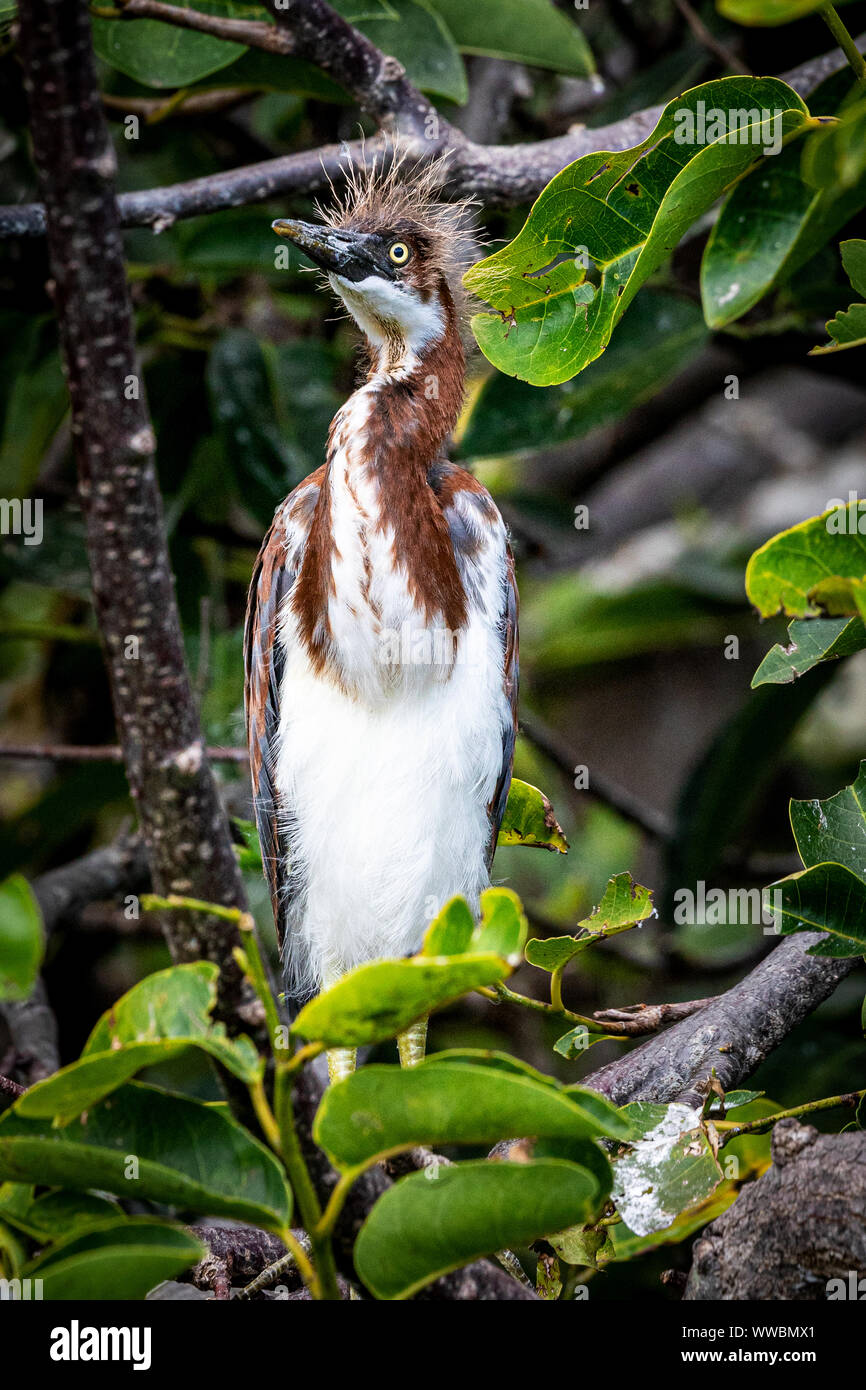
[244,155,518,1083]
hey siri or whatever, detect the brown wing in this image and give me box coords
[487,543,519,868]
[243,471,323,955]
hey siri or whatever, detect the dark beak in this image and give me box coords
[271,218,384,282]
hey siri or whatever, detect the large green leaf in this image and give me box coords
[0,875,43,1003]
[92,1,253,88]
[497,779,568,853]
[612,1102,722,1236]
[292,954,511,1047]
[702,76,866,328]
[427,0,594,76]
[458,293,708,461]
[752,615,866,687]
[790,760,866,872]
[466,78,809,385]
[17,962,261,1122]
[355,1159,602,1298]
[0,1082,292,1231]
[421,896,475,956]
[525,872,654,971]
[315,1061,624,1171]
[746,502,866,619]
[772,862,866,956]
[22,1217,205,1301]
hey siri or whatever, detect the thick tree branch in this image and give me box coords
[583,933,857,1106]
[2,39,861,237]
[16,0,253,1031]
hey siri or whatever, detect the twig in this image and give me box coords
[716,1088,865,1142]
[592,995,721,1037]
[519,711,674,843]
[110,0,295,52]
[818,4,866,83]
[0,742,248,763]
[584,933,858,1106]
[2,39,860,237]
[673,0,751,73]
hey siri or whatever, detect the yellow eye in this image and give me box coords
[388,241,411,265]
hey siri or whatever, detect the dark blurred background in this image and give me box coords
[1,0,864,1295]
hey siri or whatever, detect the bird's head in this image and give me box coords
[272,150,475,369]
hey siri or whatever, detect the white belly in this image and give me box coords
[274,613,509,999]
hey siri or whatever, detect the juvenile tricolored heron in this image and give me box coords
[244,156,518,1082]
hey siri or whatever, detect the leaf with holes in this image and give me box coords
[752,615,866,687]
[466,77,809,385]
[497,779,568,853]
[355,1159,602,1299]
[525,872,654,971]
[811,239,866,354]
[746,501,866,620]
[611,1102,722,1236]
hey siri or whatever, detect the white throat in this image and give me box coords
[330,273,445,360]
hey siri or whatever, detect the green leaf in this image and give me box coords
[525,872,654,971]
[706,1088,765,1114]
[718,0,855,23]
[752,615,866,686]
[746,502,866,619]
[0,875,43,1003]
[355,1159,602,1299]
[355,0,467,103]
[474,888,529,961]
[702,73,866,328]
[811,238,866,353]
[790,759,866,873]
[458,293,708,461]
[497,779,568,853]
[421,896,475,956]
[771,861,866,956]
[17,962,261,1122]
[612,1102,722,1235]
[22,1217,205,1300]
[427,0,594,77]
[466,78,809,385]
[315,1061,625,1172]
[292,954,511,1047]
[0,1082,292,1231]
[92,0,252,88]
[803,102,866,193]
[233,816,264,872]
[0,1184,121,1240]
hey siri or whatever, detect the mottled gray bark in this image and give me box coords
[584,933,856,1107]
[685,1120,866,1299]
[16,0,253,1029]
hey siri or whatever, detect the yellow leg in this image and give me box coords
[397,1018,427,1068]
[327,1046,357,1084]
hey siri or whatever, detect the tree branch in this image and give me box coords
[2,38,861,237]
[113,0,295,52]
[0,742,248,764]
[583,933,858,1107]
[16,0,254,1032]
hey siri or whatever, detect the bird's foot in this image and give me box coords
[397,1018,427,1068]
[327,1047,357,1084]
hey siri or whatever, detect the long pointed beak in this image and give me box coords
[271,218,383,281]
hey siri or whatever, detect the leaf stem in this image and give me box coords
[716,1087,866,1142]
[248,1076,281,1153]
[550,964,566,1014]
[491,982,621,1037]
[274,1064,341,1301]
[818,4,866,83]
